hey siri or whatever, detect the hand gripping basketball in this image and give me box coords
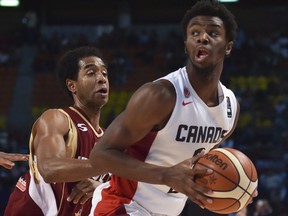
[193,148,258,214]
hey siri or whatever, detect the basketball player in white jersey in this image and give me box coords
[89,0,257,215]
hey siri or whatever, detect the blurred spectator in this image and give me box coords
[259,168,287,203]
[0,7,288,214]
[253,199,273,216]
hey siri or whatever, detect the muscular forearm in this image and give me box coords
[90,149,166,185]
[38,158,105,183]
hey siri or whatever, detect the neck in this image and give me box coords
[186,63,220,107]
[73,105,101,130]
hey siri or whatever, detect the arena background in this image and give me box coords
[0,0,288,215]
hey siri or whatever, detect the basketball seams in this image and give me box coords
[214,149,251,189]
[216,149,258,194]
[196,161,239,192]
[193,148,258,214]
[194,161,246,214]
[213,148,258,211]
[196,161,245,199]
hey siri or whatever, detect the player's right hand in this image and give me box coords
[162,152,214,209]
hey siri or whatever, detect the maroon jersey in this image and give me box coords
[4,107,106,216]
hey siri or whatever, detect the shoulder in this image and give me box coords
[123,80,176,127]
[127,80,176,113]
[34,109,69,129]
[136,79,176,101]
[40,108,67,120]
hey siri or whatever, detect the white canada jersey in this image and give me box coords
[91,67,238,216]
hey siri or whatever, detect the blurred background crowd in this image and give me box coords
[0,0,288,215]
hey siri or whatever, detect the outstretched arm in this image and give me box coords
[0,152,29,169]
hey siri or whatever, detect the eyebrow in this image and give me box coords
[189,21,222,29]
[81,62,107,70]
[83,63,97,69]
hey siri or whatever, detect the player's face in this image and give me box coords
[74,56,109,108]
[185,16,233,70]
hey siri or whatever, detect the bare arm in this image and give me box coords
[0,152,29,169]
[34,109,101,183]
[90,81,173,181]
[89,81,213,206]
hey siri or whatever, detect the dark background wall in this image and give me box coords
[0,0,287,32]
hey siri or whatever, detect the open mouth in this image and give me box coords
[96,88,108,94]
[196,49,209,61]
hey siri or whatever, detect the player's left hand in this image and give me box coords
[67,178,101,204]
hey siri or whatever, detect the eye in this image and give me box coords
[87,70,96,76]
[102,70,108,77]
[209,31,218,37]
[191,31,199,36]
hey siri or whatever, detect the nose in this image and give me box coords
[197,32,209,45]
[96,71,108,83]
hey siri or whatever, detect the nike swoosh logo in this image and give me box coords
[182,101,193,106]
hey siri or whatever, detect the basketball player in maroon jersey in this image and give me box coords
[4,46,110,216]
[0,152,29,169]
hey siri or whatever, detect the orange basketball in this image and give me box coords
[193,148,258,214]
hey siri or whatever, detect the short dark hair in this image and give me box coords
[57,46,105,98]
[181,0,238,42]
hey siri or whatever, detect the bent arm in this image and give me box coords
[90,81,177,184]
[89,81,216,205]
[34,109,101,183]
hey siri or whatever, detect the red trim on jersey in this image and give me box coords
[94,132,158,215]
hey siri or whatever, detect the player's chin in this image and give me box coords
[94,96,108,106]
[95,92,108,99]
[192,61,214,74]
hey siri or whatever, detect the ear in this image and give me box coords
[66,79,76,94]
[225,41,233,56]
